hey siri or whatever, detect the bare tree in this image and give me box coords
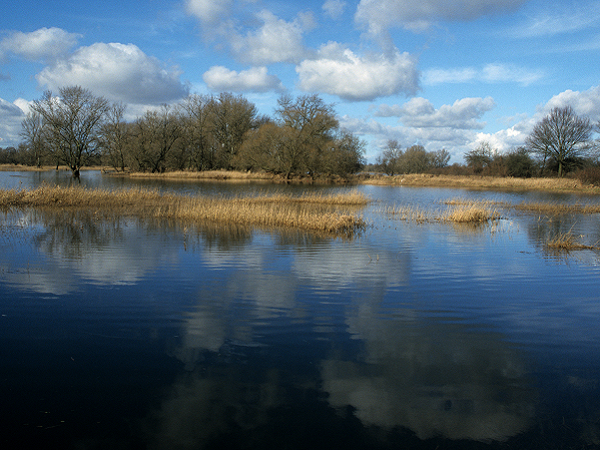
[275,94,338,179]
[30,86,110,179]
[20,110,45,167]
[526,106,593,177]
[377,140,402,175]
[129,105,182,173]
[99,102,128,172]
[181,94,217,171]
[211,92,257,169]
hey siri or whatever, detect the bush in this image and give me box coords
[575,167,600,186]
[504,148,535,178]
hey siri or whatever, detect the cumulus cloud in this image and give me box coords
[35,42,189,105]
[296,42,419,101]
[355,0,528,33]
[203,66,284,93]
[473,85,600,154]
[375,96,495,129]
[0,98,26,146]
[0,27,80,62]
[544,85,600,119]
[424,63,544,86]
[229,10,313,64]
[323,0,347,20]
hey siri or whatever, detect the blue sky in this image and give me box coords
[1,0,599,163]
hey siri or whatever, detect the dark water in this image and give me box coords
[1,171,600,449]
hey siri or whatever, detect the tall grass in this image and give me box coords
[385,199,501,224]
[0,185,368,237]
[363,173,598,193]
[546,230,598,251]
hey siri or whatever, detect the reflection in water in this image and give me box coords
[322,321,535,441]
[3,178,600,449]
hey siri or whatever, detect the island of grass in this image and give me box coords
[0,185,369,238]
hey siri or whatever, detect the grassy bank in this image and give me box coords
[0,185,369,237]
[359,173,600,194]
[5,166,600,194]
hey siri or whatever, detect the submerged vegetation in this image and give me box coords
[0,185,369,238]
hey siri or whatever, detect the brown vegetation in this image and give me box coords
[545,231,598,251]
[0,185,369,237]
[360,173,599,193]
[385,199,500,224]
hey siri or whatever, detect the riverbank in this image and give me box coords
[3,165,599,194]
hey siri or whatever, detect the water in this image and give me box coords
[1,171,600,449]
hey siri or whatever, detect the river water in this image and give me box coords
[1,170,600,449]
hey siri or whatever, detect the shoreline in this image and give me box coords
[2,164,599,194]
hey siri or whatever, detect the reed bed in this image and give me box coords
[385,199,501,224]
[514,201,600,215]
[0,185,368,237]
[127,169,275,181]
[545,231,598,251]
[363,173,595,193]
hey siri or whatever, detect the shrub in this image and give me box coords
[575,167,600,186]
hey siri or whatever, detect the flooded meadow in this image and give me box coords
[1,170,600,449]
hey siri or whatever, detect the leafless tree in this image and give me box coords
[20,110,45,167]
[377,140,402,175]
[30,86,110,179]
[526,106,593,177]
[99,102,128,172]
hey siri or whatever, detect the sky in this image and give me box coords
[1,0,599,163]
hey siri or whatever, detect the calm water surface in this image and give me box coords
[1,171,600,449]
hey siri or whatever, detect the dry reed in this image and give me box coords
[362,173,598,193]
[514,201,600,215]
[546,231,598,251]
[0,185,368,237]
[385,199,500,224]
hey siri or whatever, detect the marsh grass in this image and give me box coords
[0,185,368,237]
[514,201,600,215]
[442,201,502,223]
[385,199,501,224]
[363,173,597,193]
[546,230,598,251]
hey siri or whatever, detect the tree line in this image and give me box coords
[12,85,365,179]
[4,89,599,181]
[371,106,600,180]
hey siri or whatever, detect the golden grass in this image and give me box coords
[442,202,501,223]
[0,185,368,237]
[361,173,599,193]
[126,169,276,182]
[546,231,598,251]
[514,201,600,215]
[384,199,501,224]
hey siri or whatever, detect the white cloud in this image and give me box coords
[0,27,80,62]
[296,42,419,101]
[0,98,26,147]
[544,86,600,120]
[323,0,347,20]
[184,0,233,25]
[375,96,495,129]
[35,42,189,105]
[203,66,284,93]
[355,0,528,33]
[229,10,313,64]
[423,63,544,86]
[474,85,600,154]
[509,2,600,39]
